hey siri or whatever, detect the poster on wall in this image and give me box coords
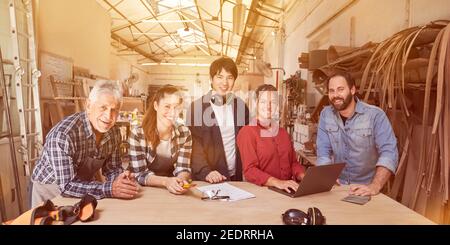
[39,51,73,99]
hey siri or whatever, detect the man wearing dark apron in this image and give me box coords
[31,80,139,208]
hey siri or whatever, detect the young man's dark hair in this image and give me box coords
[209,56,238,80]
[326,70,356,89]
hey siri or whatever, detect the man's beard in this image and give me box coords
[331,93,353,111]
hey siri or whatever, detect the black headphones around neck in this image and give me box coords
[210,92,235,106]
[282,207,326,225]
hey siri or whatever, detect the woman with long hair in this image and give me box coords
[129,85,192,195]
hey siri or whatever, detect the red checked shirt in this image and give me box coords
[237,121,305,186]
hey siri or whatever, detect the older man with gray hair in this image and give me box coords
[31,80,139,207]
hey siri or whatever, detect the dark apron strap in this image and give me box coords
[77,157,106,181]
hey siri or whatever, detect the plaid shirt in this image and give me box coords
[32,112,123,199]
[129,124,192,185]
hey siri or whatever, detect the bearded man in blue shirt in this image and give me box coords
[317,71,398,196]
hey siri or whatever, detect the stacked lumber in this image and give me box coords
[298,53,309,69]
[311,42,377,91]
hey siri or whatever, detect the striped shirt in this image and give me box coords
[128,124,192,185]
[31,112,123,199]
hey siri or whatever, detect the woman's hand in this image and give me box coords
[274,179,299,193]
[266,177,299,194]
[164,177,189,195]
[205,171,227,183]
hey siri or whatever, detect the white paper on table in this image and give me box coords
[196,183,256,202]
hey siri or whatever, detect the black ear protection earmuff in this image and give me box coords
[282,207,326,225]
[282,209,309,225]
[211,92,235,106]
[307,207,326,225]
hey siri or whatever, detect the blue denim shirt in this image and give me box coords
[316,98,398,184]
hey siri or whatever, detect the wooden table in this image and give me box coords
[53,181,434,225]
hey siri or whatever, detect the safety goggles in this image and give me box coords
[201,189,230,201]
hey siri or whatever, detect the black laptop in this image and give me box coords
[268,163,346,197]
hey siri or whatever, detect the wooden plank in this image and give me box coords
[49,75,64,121]
[0,174,6,222]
